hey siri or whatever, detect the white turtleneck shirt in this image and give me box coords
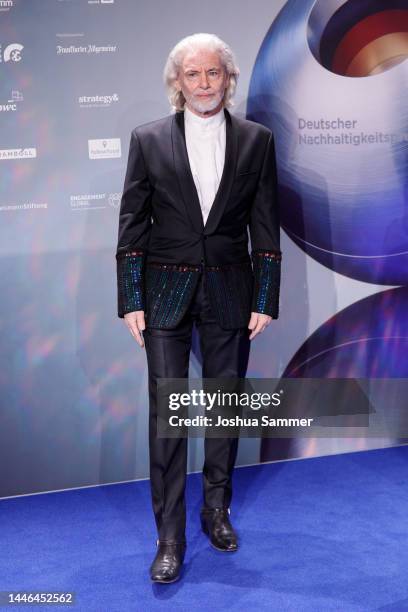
[184,104,226,226]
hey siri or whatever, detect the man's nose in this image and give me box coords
[199,71,210,88]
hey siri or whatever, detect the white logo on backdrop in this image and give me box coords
[108,193,121,208]
[88,138,121,160]
[0,90,23,112]
[0,148,36,160]
[78,93,119,108]
[70,192,121,210]
[10,90,23,102]
[0,202,47,212]
[0,0,13,12]
[56,44,117,55]
[1,43,24,62]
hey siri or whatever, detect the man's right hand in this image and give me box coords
[124,310,146,348]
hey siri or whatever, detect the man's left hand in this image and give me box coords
[248,312,272,340]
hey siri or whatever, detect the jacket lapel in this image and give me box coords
[171,107,238,236]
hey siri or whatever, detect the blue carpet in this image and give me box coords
[1,446,408,611]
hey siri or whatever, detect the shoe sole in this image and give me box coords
[210,541,238,552]
[151,574,181,584]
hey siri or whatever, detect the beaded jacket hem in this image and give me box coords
[116,248,281,329]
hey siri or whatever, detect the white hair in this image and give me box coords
[163,33,240,112]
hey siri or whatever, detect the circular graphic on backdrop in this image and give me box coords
[308,0,408,76]
[247,0,408,285]
[282,287,408,378]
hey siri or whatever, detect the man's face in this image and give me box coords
[174,48,230,116]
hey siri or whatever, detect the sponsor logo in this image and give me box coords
[0,202,47,212]
[107,192,120,207]
[56,44,117,55]
[0,0,13,13]
[70,192,121,209]
[78,93,119,108]
[0,43,24,62]
[0,148,36,160]
[0,90,23,113]
[88,138,121,159]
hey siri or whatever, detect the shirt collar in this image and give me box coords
[184,104,225,132]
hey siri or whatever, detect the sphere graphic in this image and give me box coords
[282,287,408,378]
[247,0,408,285]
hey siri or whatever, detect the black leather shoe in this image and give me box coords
[149,539,186,583]
[200,507,238,552]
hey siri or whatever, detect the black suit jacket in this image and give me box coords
[116,107,281,329]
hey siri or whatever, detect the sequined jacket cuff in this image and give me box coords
[251,249,282,318]
[116,249,145,318]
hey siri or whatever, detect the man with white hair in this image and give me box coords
[116,32,281,583]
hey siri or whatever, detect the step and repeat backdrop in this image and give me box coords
[0,0,407,497]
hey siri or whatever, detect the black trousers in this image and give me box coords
[142,271,251,542]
